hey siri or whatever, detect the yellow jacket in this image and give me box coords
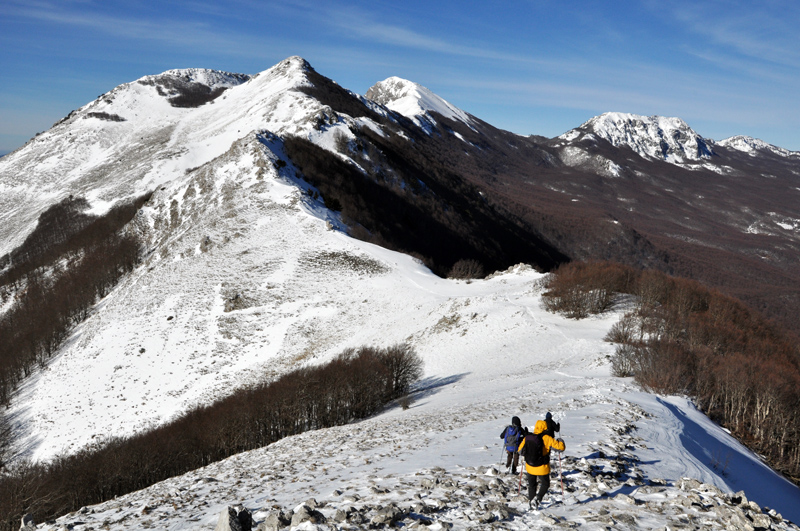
[518,420,565,475]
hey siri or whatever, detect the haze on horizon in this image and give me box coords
[1,0,799,155]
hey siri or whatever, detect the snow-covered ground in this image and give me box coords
[22,259,800,528]
[2,55,799,529]
[11,193,800,528]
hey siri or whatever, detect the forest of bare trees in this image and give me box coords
[541,261,800,485]
[0,344,422,531]
[0,194,150,410]
[282,132,565,279]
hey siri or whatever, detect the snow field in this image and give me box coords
[2,55,799,530]
[31,325,800,529]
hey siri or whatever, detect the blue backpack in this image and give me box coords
[503,425,522,451]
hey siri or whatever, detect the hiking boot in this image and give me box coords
[511,468,517,475]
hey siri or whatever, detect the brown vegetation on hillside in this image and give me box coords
[541,261,800,484]
[0,344,422,531]
[298,70,800,343]
[0,194,150,409]
[282,130,566,278]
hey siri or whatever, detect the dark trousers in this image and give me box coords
[505,450,519,472]
[527,473,550,503]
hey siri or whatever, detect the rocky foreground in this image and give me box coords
[25,403,798,531]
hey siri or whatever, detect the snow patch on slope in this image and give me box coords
[745,212,800,236]
[559,146,623,177]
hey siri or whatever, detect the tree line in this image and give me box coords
[0,194,149,424]
[282,130,566,280]
[0,344,422,530]
[541,261,800,484]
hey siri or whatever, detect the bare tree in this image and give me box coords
[447,259,485,280]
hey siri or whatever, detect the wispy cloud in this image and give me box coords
[427,52,796,132]
[282,2,539,65]
[5,1,243,53]
[337,18,525,62]
[655,0,800,69]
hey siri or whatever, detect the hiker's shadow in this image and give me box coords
[568,484,641,505]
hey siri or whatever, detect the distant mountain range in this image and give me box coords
[2,57,799,331]
[2,56,800,462]
[2,57,800,335]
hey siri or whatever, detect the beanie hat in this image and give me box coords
[545,412,552,420]
[512,416,521,427]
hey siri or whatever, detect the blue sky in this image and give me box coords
[2,0,799,155]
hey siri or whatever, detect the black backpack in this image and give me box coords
[522,434,548,467]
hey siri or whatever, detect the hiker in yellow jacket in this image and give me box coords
[518,419,565,509]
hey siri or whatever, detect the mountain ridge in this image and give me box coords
[3,56,800,329]
[1,55,798,452]
[2,55,800,529]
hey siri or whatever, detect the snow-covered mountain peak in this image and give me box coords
[561,112,715,164]
[0,56,337,256]
[140,68,251,90]
[255,55,314,81]
[717,135,799,158]
[366,76,473,131]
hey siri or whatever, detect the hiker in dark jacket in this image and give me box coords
[518,419,566,509]
[500,416,526,475]
[544,412,560,438]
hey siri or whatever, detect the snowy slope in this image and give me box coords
[559,112,714,165]
[20,257,800,529]
[718,135,800,158]
[0,56,353,257]
[366,76,474,133]
[3,56,800,530]
[7,142,800,527]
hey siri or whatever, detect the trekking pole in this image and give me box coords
[556,418,564,497]
[557,426,565,497]
[517,461,524,495]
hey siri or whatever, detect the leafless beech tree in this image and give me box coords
[447,259,485,280]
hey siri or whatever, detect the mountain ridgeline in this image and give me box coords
[290,65,798,340]
[0,55,800,528]
[1,57,799,333]
[1,56,799,476]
